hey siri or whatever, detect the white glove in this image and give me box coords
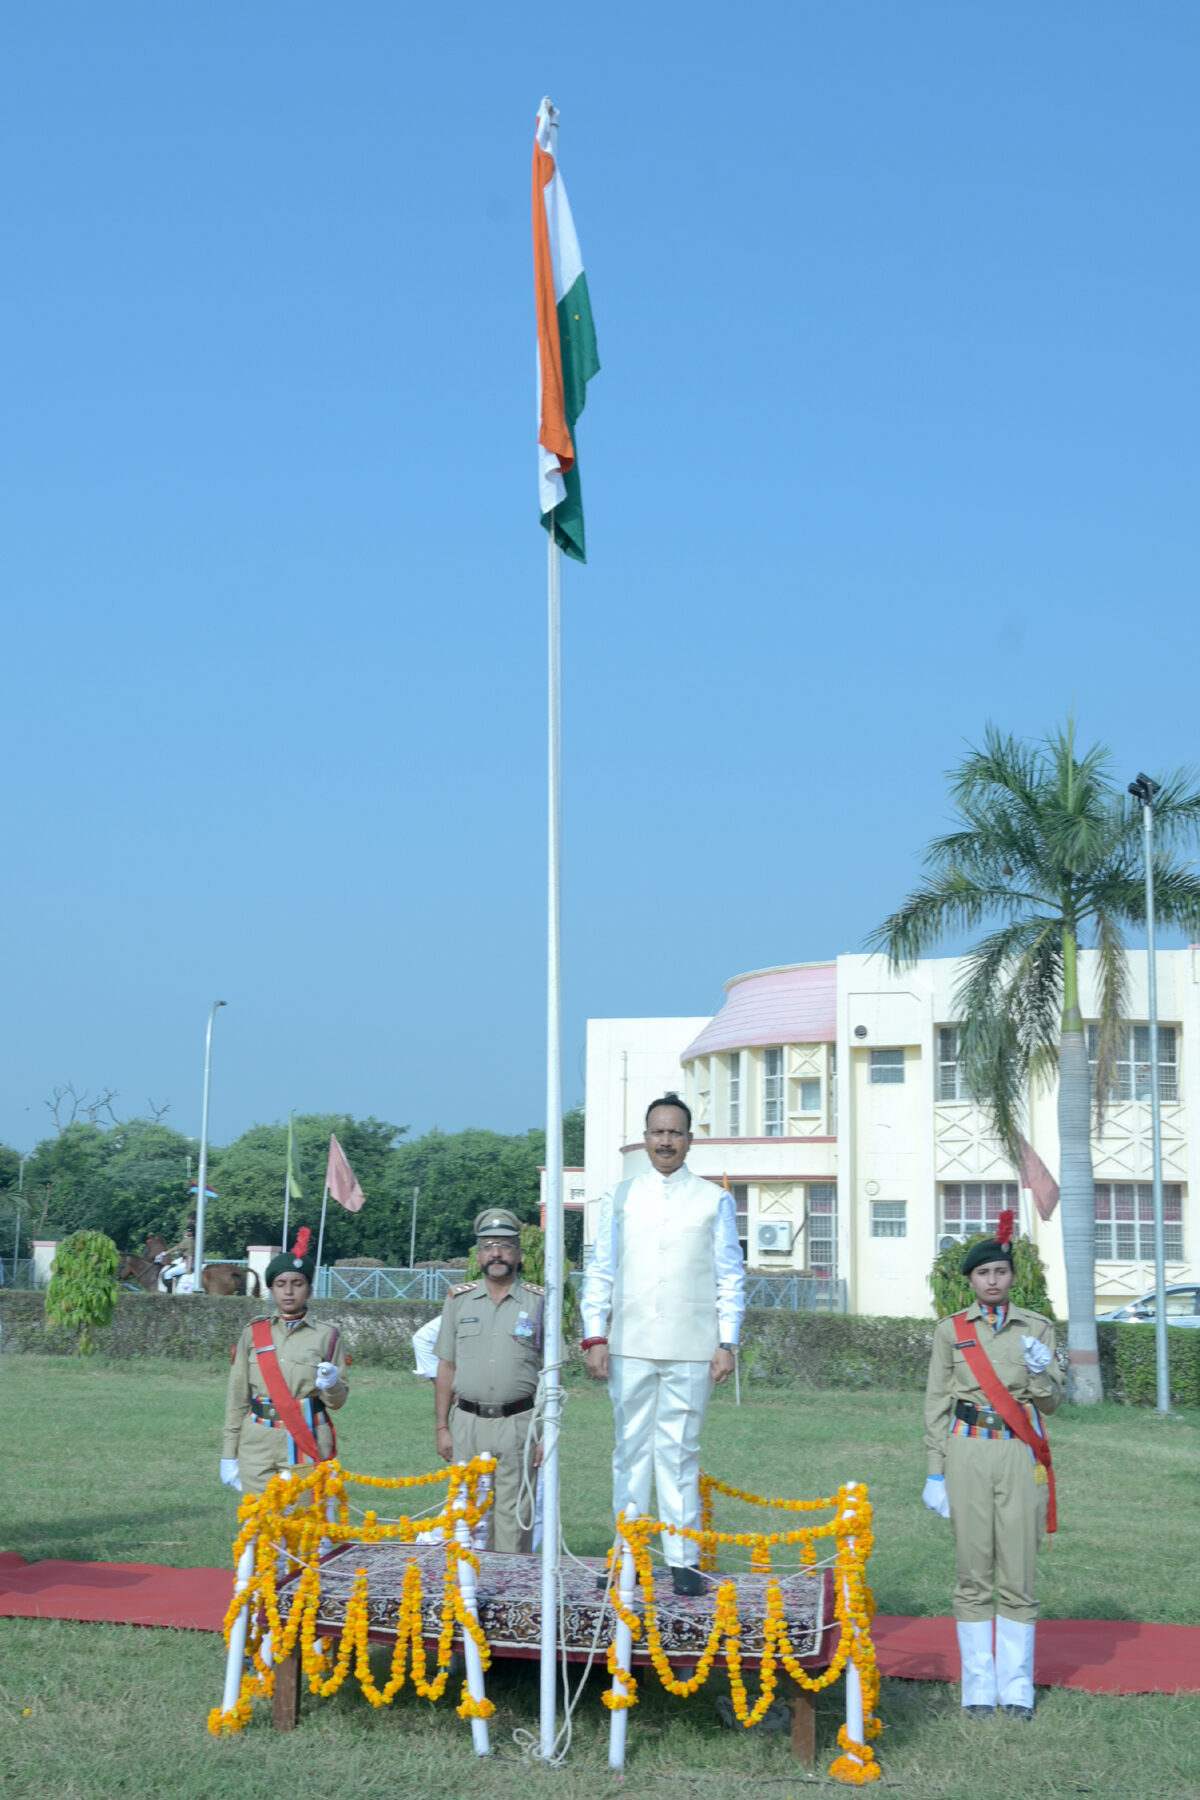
[314,1361,339,1392]
[220,1457,243,1492]
[922,1476,951,1519]
[1022,1334,1053,1374]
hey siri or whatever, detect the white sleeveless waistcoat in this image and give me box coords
[610,1170,720,1363]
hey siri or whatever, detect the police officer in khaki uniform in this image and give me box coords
[434,1209,543,1554]
[923,1220,1063,1717]
[220,1231,349,1496]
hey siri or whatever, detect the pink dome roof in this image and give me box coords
[681,963,837,1061]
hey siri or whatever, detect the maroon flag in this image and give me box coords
[1018,1135,1060,1222]
[326,1134,366,1214]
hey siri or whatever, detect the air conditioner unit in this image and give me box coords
[757,1221,792,1254]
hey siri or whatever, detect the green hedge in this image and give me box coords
[2,1292,1197,1405]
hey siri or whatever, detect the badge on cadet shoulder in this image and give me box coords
[513,1311,534,1340]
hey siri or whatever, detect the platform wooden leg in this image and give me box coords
[789,1683,816,1765]
[273,1648,301,1731]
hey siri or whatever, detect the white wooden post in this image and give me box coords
[220,1537,257,1714]
[607,1516,638,1771]
[453,1475,490,1756]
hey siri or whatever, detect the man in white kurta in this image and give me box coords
[581,1094,745,1594]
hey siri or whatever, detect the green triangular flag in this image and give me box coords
[287,1113,303,1200]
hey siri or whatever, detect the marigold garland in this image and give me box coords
[207,1456,497,1736]
[608,1478,882,1783]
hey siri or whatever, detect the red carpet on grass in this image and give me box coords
[1,1553,1196,1694]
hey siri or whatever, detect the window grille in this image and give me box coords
[938,1026,968,1101]
[869,1047,905,1085]
[763,1047,784,1135]
[940,1182,1019,1236]
[1086,1024,1178,1103]
[799,1078,821,1113]
[807,1183,837,1279]
[1094,1182,1184,1262]
[870,1201,907,1238]
[728,1051,741,1137]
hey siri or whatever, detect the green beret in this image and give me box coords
[266,1228,315,1289]
[961,1237,1015,1278]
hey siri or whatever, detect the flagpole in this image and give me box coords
[539,523,565,1758]
[314,1186,329,1300]
[282,1169,291,1259]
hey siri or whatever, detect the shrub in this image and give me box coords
[44,1231,119,1354]
[1102,1321,1200,1408]
[929,1232,1055,1319]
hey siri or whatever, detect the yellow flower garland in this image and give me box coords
[605,1479,882,1783]
[207,1456,497,1737]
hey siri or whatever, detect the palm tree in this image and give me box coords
[869,723,1200,1402]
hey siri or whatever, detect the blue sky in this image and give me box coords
[3,3,1198,1155]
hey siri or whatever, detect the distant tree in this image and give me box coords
[563,1106,585,1168]
[21,1118,192,1247]
[204,1114,407,1255]
[0,1144,21,1193]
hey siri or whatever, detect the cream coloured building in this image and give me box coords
[583,950,1200,1319]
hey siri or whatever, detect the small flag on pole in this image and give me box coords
[189,1181,218,1201]
[1018,1135,1060,1222]
[287,1113,303,1200]
[326,1134,366,1214]
[533,97,600,564]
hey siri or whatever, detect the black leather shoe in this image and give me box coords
[1001,1704,1033,1720]
[670,1566,705,1597]
[963,1704,994,1717]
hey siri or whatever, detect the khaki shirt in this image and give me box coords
[223,1310,349,1459]
[435,1278,543,1406]
[923,1299,1063,1477]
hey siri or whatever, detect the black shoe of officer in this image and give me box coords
[1001,1704,1033,1720]
[963,1705,994,1718]
[670,1566,704,1597]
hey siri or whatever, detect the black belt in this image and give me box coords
[250,1395,327,1424]
[954,1400,1009,1432]
[455,1396,534,1420]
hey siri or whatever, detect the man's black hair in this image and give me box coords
[645,1092,692,1130]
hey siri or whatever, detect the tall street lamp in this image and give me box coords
[193,1001,227,1292]
[1128,774,1170,1414]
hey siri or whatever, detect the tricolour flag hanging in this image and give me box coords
[326,1134,366,1214]
[533,97,600,564]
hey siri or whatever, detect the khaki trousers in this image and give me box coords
[236,1414,336,1497]
[944,1432,1048,1625]
[450,1406,534,1554]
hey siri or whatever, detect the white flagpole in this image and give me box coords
[539,524,565,1758]
[314,1185,330,1299]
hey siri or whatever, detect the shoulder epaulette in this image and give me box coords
[522,1283,545,1296]
[448,1281,478,1297]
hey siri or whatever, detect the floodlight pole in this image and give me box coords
[1129,776,1170,1414]
[192,1000,227,1292]
[409,1186,420,1269]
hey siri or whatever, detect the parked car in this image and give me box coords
[1096,1284,1200,1328]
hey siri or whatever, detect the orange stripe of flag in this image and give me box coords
[532,138,574,472]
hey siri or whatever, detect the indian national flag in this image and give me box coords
[533,97,599,564]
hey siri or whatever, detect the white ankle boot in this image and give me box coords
[995,1615,1035,1713]
[957,1619,997,1710]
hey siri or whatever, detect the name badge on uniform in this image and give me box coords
[514,1311,535,1340]
[461,1316,479,1325]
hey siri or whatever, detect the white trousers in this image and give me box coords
[608,1355,713,1568]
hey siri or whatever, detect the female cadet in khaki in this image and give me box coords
[220,1231,349,1496]
[922,1216,1063,1718]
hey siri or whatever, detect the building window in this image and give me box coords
[730,1182,748,1261]
[938,1026,975,1101]
[1086,1025,1178,1103]
[799,1078,821,1113]
[870,1201,907,1239]
[940,1182,1019,1237]
[807,1183,837,1279]
[763,1047,784,1136]
[1094,1183,1184,1261]
[869,1048,905,1085]
[728,1051,741,1137]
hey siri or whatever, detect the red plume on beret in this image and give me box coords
[996,1210,1015,1248]
[291,1226,311,1258]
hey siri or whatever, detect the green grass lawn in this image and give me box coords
[2,1357,1199,1799]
